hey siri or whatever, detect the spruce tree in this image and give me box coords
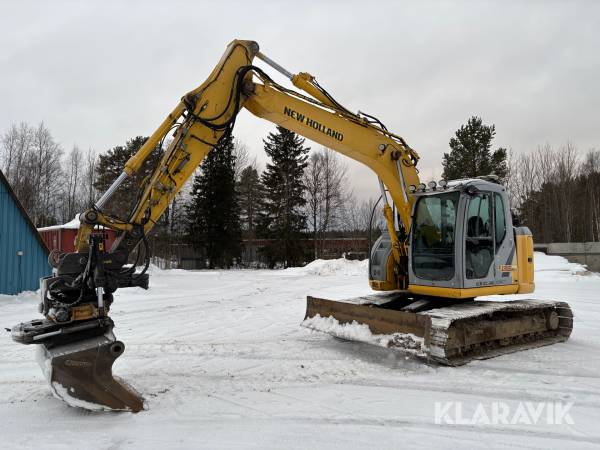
[442,116,507,182]
[257,126,309,268]
[185,133,241,268]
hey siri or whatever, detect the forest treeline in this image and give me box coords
[507,144,600,243]
[0,123,375,268]
[1,117,597,268]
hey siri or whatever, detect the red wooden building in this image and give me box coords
[38,217,118,253]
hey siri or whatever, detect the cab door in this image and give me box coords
[463,191,512,287]
[464,192,495,282]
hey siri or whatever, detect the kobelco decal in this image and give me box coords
[284,106,344,141]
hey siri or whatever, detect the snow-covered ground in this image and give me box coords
[1,253,599,449]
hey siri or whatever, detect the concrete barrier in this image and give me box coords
[534,242,600,272]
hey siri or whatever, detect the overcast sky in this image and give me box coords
[1,0,598,200]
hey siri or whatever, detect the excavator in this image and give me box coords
[11,40,573,412]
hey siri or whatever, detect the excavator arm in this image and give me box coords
[13,39,423,412]
[77,40,421,294]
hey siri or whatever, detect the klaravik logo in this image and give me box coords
[434,401,574,425]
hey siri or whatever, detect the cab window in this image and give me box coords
[412,192,459,281]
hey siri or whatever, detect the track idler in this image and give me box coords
[12,317,144,412]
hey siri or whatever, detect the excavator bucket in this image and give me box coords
[303,294,573,365]
[12,318,144,412]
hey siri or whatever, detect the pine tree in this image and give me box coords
[185,133,241,268]
[442,116,507,182]
[257,126,309,268]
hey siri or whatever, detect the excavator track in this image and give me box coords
[303,295,573,366]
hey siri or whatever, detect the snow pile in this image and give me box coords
[302,314,425,354]
[289,252,588,279]
[0,290,38,304]
[291,258,368,276]
[534,252,589,275]
[146,264,190,277]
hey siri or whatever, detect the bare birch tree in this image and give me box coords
[303,147,349,258]
[304,152,324,258]
[0,122,64,226]
[62,145,84,222]
[83,148,98,207]
[233,138,250,181]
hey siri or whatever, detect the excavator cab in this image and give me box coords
[370,178,534,296]
[408,178,521,294]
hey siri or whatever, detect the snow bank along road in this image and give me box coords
[1,253,599,449]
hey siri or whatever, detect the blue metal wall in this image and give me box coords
[0,177,51,295]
